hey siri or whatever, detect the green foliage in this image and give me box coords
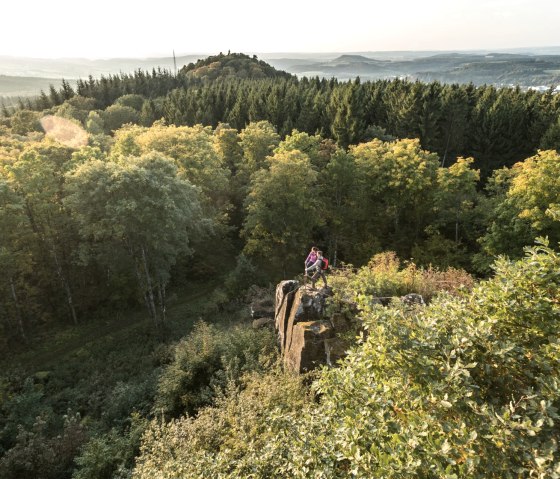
[223,253,265,298]
[85,111,104,135]
[64,151,205,326]
[477,150,560,271]
[0,412,86,479]
[238,120,280,185]
[539,116,560,151]
[10,110,42,135]
[102,104,140,133]
[114,94,146,112]
[56,97,97,124]
[2,54,560,479]
[329,251,473,303]
[347,138,440,261]
[133,371,307,479]
[154,321,277,418]
[73,414,147,479]
[116,122,231,221]
[0,379,52,450]
[242,149,321,276]
[134,244,560,478]
[180,52,292,81]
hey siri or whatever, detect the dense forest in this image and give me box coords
[0,53,559,478]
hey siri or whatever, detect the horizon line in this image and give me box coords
[1,45,560,61]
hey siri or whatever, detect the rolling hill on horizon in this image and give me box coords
[2,48,560,100]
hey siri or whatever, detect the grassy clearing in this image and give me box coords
[1,277,231,376]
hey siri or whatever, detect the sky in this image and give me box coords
[1,0,559,58]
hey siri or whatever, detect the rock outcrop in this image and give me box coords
[273,280,427,373]
[275,282,349,373]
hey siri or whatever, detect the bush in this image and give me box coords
[0,378,53,451]
[134,244,560,477]
[73,414,147,479]
[154,321,277,418]
[0,412,86,479]
[224,254,265,298]
[329,251,473,306]
[102,105,139,133]
[133,372,307,479]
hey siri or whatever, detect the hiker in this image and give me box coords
[304,246,318,270]
[305,250,328,289]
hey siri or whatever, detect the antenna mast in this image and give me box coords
[173,49,177,76]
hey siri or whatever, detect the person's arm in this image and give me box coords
[306,257,321,273]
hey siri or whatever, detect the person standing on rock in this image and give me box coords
[305,250,328,289]
[304,246,318,287]
[304,246,318,270]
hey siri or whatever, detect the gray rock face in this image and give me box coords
[400,293,425,306]
[273,281,427,373]
[252,317,274,329]
[284,320,334,373]
[275,280,300,353]
[275,283,346,373]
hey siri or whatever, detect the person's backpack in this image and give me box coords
[321,257,329,270]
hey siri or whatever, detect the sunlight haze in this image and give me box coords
[2,0,559,58]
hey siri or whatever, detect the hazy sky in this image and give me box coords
[2,0,559,58]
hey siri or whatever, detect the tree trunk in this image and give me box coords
[157,282,166,323]
[128,243,152,316]
[52,246,78,325]
[141,244,159,328]
[9,276,27,343]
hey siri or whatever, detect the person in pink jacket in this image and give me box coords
[304,246,318,270]
[305,250,328,289]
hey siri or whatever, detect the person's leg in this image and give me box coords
[311,269,321,289]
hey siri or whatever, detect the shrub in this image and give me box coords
[0,412,86,479]
[266,242,559,477]
[133,372,307,479]
[153,322,277,418]
[73,414,147,479]
[134,244,560,478]
[114,95,145,112]
[224,254,265,298]
[329,251,473,307]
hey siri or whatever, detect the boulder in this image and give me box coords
[400,293,425,306]
[324,337,349,367]
[274,280,355,373]
[284,286,331,353]
[284,320,333,373]
[252,317,274,329]
[275,280,300,352]
[330,312,352,332]
[275,280,299,321]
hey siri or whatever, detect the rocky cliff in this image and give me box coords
[274,281,352,373]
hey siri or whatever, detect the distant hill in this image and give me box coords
[0,54,203,78]
[286,52,560,86]
[179,52,293,80]
[0,76,79,106]
[2,49,560,99]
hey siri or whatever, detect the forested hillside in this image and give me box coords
[0,53,559,478]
